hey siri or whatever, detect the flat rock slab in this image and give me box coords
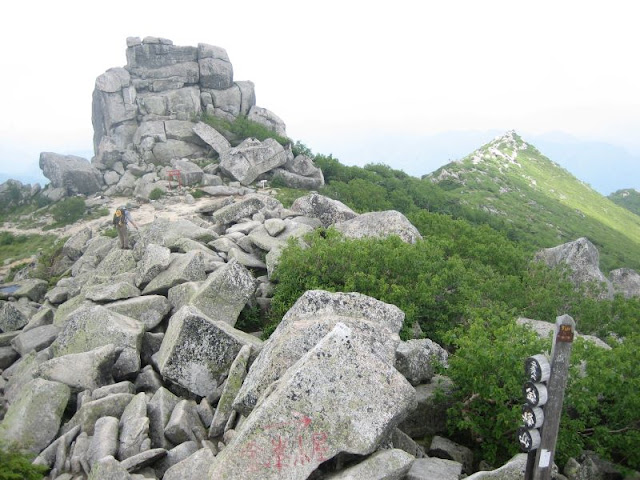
[334,210,423,244]
[36,344,120,392]
[51,305,144,378]
[156,306,262,397]
[142,251,206,295]
[210,323,416,480]
[325,448,415,480]
[0,378,71,454]
[234,290,404,415]
[189,259,256,326]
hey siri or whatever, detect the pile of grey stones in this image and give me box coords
[0,192,629,480]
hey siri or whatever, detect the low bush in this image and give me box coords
[48,197,86,227]
[149,188,165,201]
[0,447,49,480]
[191,189,205,199]
[201,113,290,147]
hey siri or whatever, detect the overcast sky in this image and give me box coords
[1,0,638,191]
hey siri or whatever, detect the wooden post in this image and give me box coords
[532,314,575,480]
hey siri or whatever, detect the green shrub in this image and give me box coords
[267,209,640,471]
[31,237,67,286]
[0,232,58,266]
[0,447,49,480]
[149,188,165,201]
[201,113,290,147]
[191,189,205,199]
[103,228,118,238]
[235,305,265,333]
[49,197,86,226]
[443,312,546,464]
[292,141,313,157]
[272,187,308,208]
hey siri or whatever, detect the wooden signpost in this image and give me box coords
[519,314,575,480]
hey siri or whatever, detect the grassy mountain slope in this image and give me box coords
[608,188,640,216]
[426,131,640,272]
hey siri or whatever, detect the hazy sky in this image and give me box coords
[1,0,638,189]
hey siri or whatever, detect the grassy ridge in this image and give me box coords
[608,188,640,216]
[429,133,640,272]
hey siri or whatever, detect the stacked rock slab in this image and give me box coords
[91,37,257,171]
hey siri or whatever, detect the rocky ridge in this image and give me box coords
[0,190,455,480]
[0,36,636,480]
[0,186,632,480]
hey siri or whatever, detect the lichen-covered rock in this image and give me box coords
[87,455,132,480]
[405,457,463,480]
[135,243,171,288]
[535,237,613,299]
[142,251,206,295]
[464,453,527,479]
[247,105,287,137]
[219,138,288,186]
[154,441,199,478]
[63,227,93,261]
[334,210,423,244]
[95,248,137,277]
[290,193,358,227]
[104,295,171,331]
[87,416,119,466]
[51,305,144,378]
[168,159,204,186]
[147,387,180,450]
[210,195,272,226]
[10,324,60,356]
[118,392,150,460]
[61,393,135,435]
[163,447,215,480]
[0,301,30,332]
[84,281,141,302]
[189,259,256,326]
[12,278,49,302]
[208,344,251,438]
[395,338,449,386]
[137,218,216,250]
[609,267,640,298]
[324,448,415,480]
[428,436,474,474]
[209,323,416,480]
[193,121,231,156]
[164,400,206,444]
[0,378,71,454]
[234,290,404,415]
[155,306,262,397]
[119,447,167,472]
[39,152,104,195]
[36,344,121,392]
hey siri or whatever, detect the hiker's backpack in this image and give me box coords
[113,208,125,226]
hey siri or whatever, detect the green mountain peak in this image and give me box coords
[428,132,640,271]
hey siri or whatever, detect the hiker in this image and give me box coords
[113,206,139,249]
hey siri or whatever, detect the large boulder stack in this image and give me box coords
[39,152,104,196]
[82,36,323,201]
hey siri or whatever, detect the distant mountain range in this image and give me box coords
[425,131,640,272]
[2,130,638,197]
[608,188,640,216]
[310,130,639,196]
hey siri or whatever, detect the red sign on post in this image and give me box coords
[167,169,182,189]
[556,324,574,343]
